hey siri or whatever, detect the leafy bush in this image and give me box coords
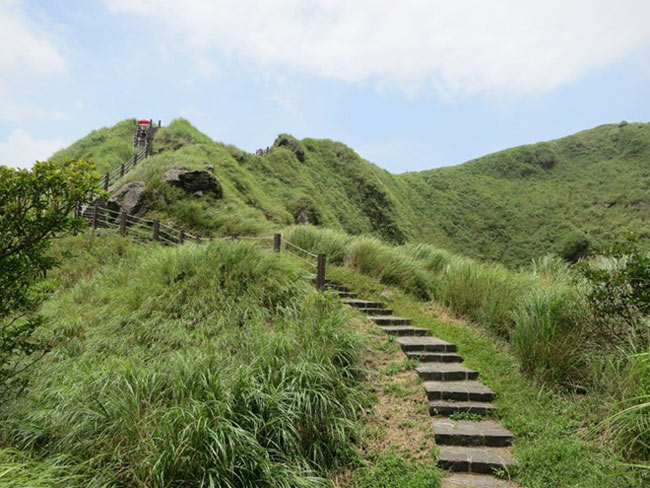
[578,238,650,348]
[0,159,100,404]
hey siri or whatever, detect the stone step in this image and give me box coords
[442,474,521,488]
[433,418,513,447]
[424,381,495,402]
[325,283,350,292]
[343,299,384,309]
[359,307,393,316]
[416,363,479,381]
[396,336,457,353]
[406,351,464,363]
[338,291,357,298]
[370,315,412,326]
[429,400,498,416]
[378,325,430,336]
[437,446,517,474]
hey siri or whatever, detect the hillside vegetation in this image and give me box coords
[52,118,650,266]
[0,236,366,487]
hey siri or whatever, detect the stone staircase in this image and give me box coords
[324,279,519,488]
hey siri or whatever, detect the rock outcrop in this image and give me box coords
[163,169,223,198]
[273,134,306,163]
[106,181,147,218]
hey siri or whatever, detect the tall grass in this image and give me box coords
[1,237,367,487]
[284,226,588,383]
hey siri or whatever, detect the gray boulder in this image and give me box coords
[163,169,222,198]
[294,208,310,225]
[106,181,147,218]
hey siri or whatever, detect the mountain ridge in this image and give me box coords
[50,118,650,266]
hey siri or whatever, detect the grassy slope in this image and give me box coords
[54,118,650,267]
[0,235,367,487]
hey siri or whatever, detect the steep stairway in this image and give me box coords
[328,279,519,487]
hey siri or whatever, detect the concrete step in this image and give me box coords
[370,315,412,326]
[406,351,464,363]
[396,336,457,353]
[433,418,513,447]
[442,474,520,488]
[343,299,384,309]
[338,291,357,298]
[424,381,495,402]
[437,446,517,474]
[359,307,393,316]
[325,283,350,292]
[429,400,498,416]
[416,363,479,381]
[378,325,429,336]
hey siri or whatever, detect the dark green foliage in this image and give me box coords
[0,159,100,404]
[560,231,591,263]
[578,237,650,347]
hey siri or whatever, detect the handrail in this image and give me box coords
[78,119,328,287]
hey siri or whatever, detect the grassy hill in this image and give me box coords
[52,118,650,266]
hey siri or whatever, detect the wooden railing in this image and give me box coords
[79,120,327,287]
[78,204,327,287]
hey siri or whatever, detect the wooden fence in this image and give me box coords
[79,204,327,287]
[78,119,327,287]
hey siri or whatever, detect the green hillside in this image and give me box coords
[53,118,650,266]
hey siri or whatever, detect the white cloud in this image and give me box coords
[0,1,68,125]
[0,0,67,76]
[0,129,67,169]
[106,0,650,96]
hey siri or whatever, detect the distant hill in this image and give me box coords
[51,118,650,266]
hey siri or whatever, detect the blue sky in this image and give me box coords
[1,0,649,173]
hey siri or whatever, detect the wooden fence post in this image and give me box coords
[158,120,161,127]
[316,253,326,290]
[273,233,281,252]
[120,163,125,177]
[133,152,138,166]
[92,204,98,230]
[153,220,160,241]
[104,172,110,191]
[119,212,127,236]
[196,235,201,244]
[179,230,185,244]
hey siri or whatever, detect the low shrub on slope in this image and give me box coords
[0,236,366,487]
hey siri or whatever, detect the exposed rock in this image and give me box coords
[151,189,166,205]
[163,169,223,198]
[193,190,204,198]
[163,169,185,186]
[632,200,648,209]
[106,181,147,218]
[604,200,616,208]
[273,134,306,162]
[294,208,310,225]
[206,165,214,172]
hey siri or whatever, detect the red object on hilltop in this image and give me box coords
[137,119,151,124]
